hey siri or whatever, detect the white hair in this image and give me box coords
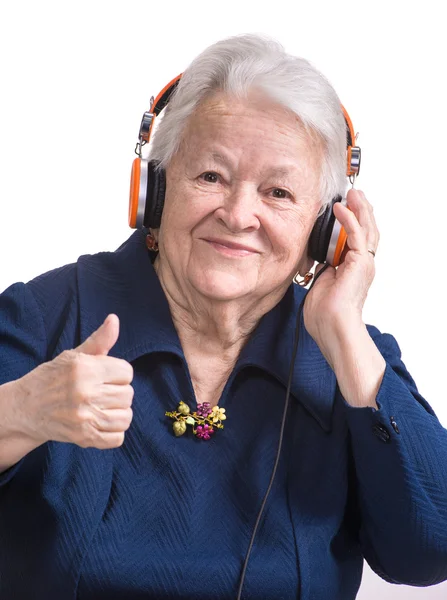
[148,33,348,217]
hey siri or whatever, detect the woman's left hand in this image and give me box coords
[303,188,380,349]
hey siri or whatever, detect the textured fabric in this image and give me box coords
[1,229,447,600]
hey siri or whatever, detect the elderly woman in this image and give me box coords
[1,34,447,600]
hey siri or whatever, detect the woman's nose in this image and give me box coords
[214,184,261,233]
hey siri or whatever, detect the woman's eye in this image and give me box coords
[200,172,220,183]
[271,188,289,199]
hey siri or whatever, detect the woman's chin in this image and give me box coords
[190,270,256,302]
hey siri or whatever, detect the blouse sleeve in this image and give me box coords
[0,281,48,486]
[340,325,447,587]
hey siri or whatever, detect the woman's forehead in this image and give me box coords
[189,90,305,132]
[178,119,322,178]
[180,91,323,161]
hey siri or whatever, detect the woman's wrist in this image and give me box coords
[315,320,386,409]
[0,380,43,474]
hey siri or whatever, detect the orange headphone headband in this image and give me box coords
[143,74,183,146]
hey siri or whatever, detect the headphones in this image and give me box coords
[128,74,361,267]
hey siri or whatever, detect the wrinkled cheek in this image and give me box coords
[158,201,193,250]
[269,231,302,265]
[269,238,308,283]
[158,222,188,269]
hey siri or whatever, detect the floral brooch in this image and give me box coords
[165,401,226,440]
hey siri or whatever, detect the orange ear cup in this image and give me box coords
[128,157,141,228]
[332,224,348,267]
[331,204,355,267]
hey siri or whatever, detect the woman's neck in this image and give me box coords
[153,254,291,407]
[153,255,285,362]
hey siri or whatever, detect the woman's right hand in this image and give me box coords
[10,314,134,450]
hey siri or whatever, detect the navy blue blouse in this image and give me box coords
[1,230,447,600]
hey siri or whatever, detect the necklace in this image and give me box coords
[165,401,227,440]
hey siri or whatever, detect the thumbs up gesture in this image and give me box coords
[13,314,134,449]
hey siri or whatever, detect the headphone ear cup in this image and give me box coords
[308,196,346,266]
[128,157,147,229]
[144,160,166,229]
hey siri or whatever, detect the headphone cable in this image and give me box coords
[236,264,331,600]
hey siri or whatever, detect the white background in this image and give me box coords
[0,1,446,597]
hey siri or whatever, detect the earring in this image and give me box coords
[293,271,314,286]
[145,232,159,252]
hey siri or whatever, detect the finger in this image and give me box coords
[75,314,120,357]
[360,190,380,251]
[340,241,349,263]
[92,408,133,433]
[346,190,379,251]
[333,199,367,255]
[93,383,134,409]
[87,355,134,385]
[87,432,125,450]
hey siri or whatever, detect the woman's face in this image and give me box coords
[157,90,324,304]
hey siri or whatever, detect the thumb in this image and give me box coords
[75,314,120,356]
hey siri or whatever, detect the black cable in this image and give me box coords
[236,264,331,600]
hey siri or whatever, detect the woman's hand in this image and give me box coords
[10,315,135,450]
[303,188,380,355]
